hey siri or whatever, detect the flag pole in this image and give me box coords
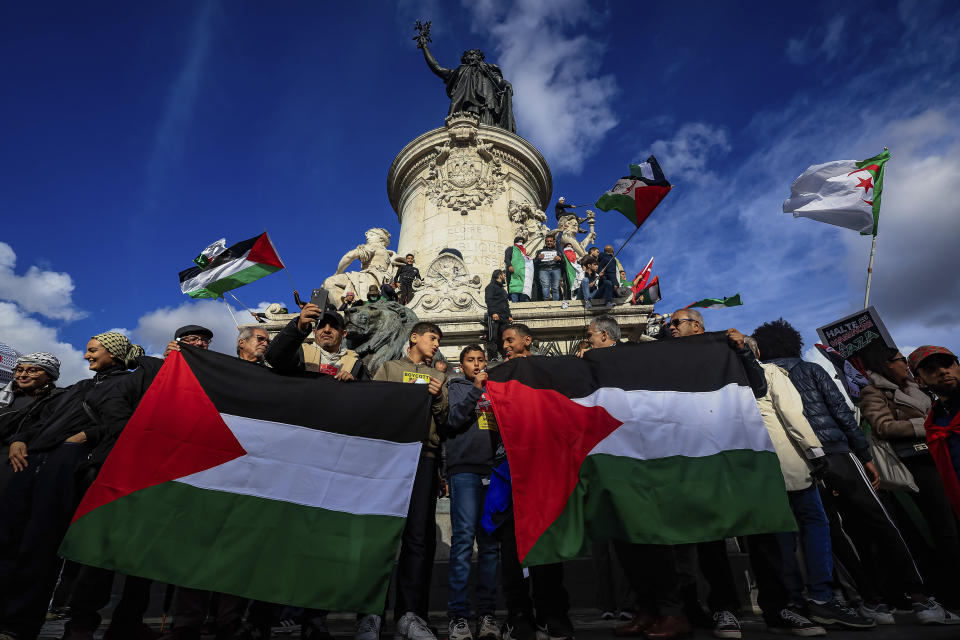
[264,229,301,303]
[227,291,264,322]
[597,224,641,277]
[220,296,241,330]
[863,233,878,308]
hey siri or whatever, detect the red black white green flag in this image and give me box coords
[61,347,431,612]
[179,233,284,299]
[485,334,795,565]
[595,156,672,227]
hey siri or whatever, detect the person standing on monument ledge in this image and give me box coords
[484,269,512,358]
[535,234,563,302]
[394,253,422,306]
[373,322,448,640]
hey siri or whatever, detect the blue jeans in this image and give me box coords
[447,473,499,618]
[538,269,561,301]
[509,293,530,303]
[580,278,613,303]
[778,484,833,603]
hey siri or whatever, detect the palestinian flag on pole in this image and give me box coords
[686,294,742,309]
[782,149,890,236]
[635,275,661,304]
[485,334,794,565]
[595,155,672,227]
[562,247,583,297]
[507,244,534,299]
[179,233,284,299]
[61,348,430,611]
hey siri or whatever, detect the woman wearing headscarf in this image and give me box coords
[861,346,960,608]
[0,333,148,640]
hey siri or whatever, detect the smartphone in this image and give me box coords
[310,288,329,310]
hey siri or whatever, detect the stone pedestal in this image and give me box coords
[387,112,551,281]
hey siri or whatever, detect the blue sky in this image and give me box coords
[2,0,958,382]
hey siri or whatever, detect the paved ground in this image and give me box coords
[37,609,960,639]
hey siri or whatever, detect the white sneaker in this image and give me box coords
[858,602,895,625]
[560,301,569,309]
[913,598,960,625]
[477,615,500,640]
[395,612,437,640]
[449,617,473,640]
[356,614,382,640]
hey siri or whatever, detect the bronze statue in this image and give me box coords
[414,21,516,133]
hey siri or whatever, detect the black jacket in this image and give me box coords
[393,264,421,285]
[264,318,371,380]
[0,387,66,446]
[735,345,768,399]
[485,281,511,319]
[443,378,497,476]
[597,253,620,289]
[766,356,871,461]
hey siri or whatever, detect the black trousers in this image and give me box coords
[904,453,960,604]
[399,282,415,305]
[67,567,153,633]
[0,443,88,639]
[496,515,569,625]
[614,541,682,618]
[691,535,788,619]
[819,452,923,601]
[394,455,438,620]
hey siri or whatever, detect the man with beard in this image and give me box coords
[264,303,369,381]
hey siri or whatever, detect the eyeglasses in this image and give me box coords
[888,356,907,364]
[13,366,46,377]
[179,335,211,345]
[669,318,700,327]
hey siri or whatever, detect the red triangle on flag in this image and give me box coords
[485,380,622,562]
[247,233,285,268]
[73,352,247,522]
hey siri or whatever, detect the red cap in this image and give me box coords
[908,345,957,373]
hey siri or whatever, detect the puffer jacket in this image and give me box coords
[766,356,871,462]
[861,371,931,459]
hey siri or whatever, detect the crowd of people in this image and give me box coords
[2,276,960,640]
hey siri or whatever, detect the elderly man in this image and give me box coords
[236,326,270,364]
[585,314,620,349]
[265,303,369,381]
[668,309,824,638]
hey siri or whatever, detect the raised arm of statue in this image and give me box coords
[420,41,452,80]
[335,244,373,274]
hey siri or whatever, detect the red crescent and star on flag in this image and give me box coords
[847,163,879,205]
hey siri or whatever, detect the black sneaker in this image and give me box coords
[806,599,876,629]
[502,615,537,640]
[765,609,826,637]
[302,616,333,640]
[711,610,741,639]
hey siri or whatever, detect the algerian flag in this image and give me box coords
[62,347,430,612]
[783,149,890,236]
[193,238,227,268]
[179,233,284,299]
[485,333,794,565]
[507,244,534,298]
[635,275,661,304]
[595,155,672,227]
[686,294,742,309]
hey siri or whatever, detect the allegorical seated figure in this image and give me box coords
[323,228,404,304]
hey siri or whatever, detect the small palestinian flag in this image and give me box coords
[507,244,534,299]
[595,155,672,227]
[61,348,430,611]
[686,294,742,309]
[562,247,583,296]
[179,233,284,299]
[485,334,794,565]
[635,275,661,304]
[783,149,890,236]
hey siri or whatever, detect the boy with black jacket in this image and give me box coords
[444,346,500,640]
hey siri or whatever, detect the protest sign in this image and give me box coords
[817,306,895,360]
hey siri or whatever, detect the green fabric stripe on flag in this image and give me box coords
[508,247,533,297]
[856,149,890,236]
[594,192,637,226]
[185,263,281,299]
[62,481,405,612]
[522,450,795,566]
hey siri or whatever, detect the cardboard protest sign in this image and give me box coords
[816,306,896,399]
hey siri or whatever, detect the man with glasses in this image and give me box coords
[912,347,960,518]
[237,327,270,364]
[164,325,214,356]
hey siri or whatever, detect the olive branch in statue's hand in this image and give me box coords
[413,20,432,49]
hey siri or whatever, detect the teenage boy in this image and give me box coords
[487,325,573,640]
[394,254,422,305]
[444,346,501,640]
[374,323,449,640]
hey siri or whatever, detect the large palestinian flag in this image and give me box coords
[485,333,795,565]
[507,244,534,299]
[179,233,284,299]
[595,155,672,227]
[61,347,430,611]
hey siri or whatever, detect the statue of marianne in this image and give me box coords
[414,21,516,133]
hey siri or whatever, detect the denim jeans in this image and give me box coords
[447,473,499,618]
[778,484,833,603]
[538,269,561,301]
[509,293,530,303]
[580,278,613,303]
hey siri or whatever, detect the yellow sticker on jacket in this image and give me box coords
[477,411,498,430]
[402,371,432,384]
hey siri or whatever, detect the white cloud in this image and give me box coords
[785,16,846,65]
[132,300,249,356]
[0,242,86,321]
[0,302,91,385]
[648,122,731,182]
[462,0,618,173]
[820,16,846,60]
